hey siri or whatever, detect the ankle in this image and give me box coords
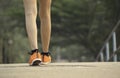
[28,49,39,55]
[41,52,51,56]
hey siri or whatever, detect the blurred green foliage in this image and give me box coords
[0,0,120,63]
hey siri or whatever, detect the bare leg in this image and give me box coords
[39,0,52,52]
[23,0,38,50]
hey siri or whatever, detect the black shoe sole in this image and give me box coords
[31,60,41,66]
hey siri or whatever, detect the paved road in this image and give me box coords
[0,62,120,78]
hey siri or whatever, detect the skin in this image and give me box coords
[23,0,51,52]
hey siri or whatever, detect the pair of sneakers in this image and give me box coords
[28,49,51,66]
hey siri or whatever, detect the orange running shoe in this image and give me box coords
[41,52,51,65]
[28,49,42,66]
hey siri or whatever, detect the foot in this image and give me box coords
[41,52,51,65]
[28,49,42,66]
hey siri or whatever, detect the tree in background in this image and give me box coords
[0,0,120,63]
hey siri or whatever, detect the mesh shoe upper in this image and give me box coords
[28,49,42,65]
[41,52,51,64]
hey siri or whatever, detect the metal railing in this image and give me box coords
[96,20,120,62]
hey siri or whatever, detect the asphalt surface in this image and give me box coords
[0,62,120,78]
